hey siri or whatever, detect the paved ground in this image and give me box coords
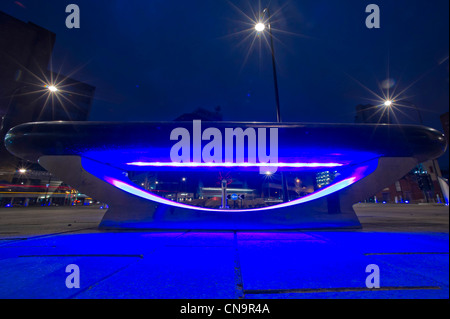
[0,203,448,299]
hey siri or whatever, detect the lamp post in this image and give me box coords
[255,8,289,202]
[257,8,282,123]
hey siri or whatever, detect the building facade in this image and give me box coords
[354,104,446,204]
[0,10,95,206]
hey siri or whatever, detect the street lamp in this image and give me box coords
[381,99,395,124]
[255,22,265,32]
[47,85,58,93]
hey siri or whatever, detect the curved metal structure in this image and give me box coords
[4,121,447,230]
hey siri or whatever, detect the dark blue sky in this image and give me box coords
[1,0,449,166]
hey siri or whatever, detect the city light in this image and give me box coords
[47,85,58,92]
[384,100,393,107]
[18,168,27,174]
[127,162,345,168]
[255,22,265,32]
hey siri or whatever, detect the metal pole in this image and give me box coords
[416,107,424,126]
[263,8,289,202]
[401,100,424,126]
[221,179,228,209]
[410,103,424,126]
[264,8,282,123]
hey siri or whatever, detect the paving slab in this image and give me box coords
[73,245,237,299]
[0,204,448,299]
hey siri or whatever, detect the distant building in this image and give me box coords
[316,170,338,188]
[0,10,95,144]
[373,162,445,204]
[354,103,445,203]
[355,104,389,124]
[174,106,222,121]
[0,11,55,120]
[0,10,95,204]
[0,11,95,131]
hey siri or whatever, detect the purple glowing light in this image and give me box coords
[104,176,358,213]
[126,162,344,168]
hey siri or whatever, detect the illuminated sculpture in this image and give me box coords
[5,121,446,229]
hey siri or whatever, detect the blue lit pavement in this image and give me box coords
[0,205,448,299]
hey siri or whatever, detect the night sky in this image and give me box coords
[1,0,449,167]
